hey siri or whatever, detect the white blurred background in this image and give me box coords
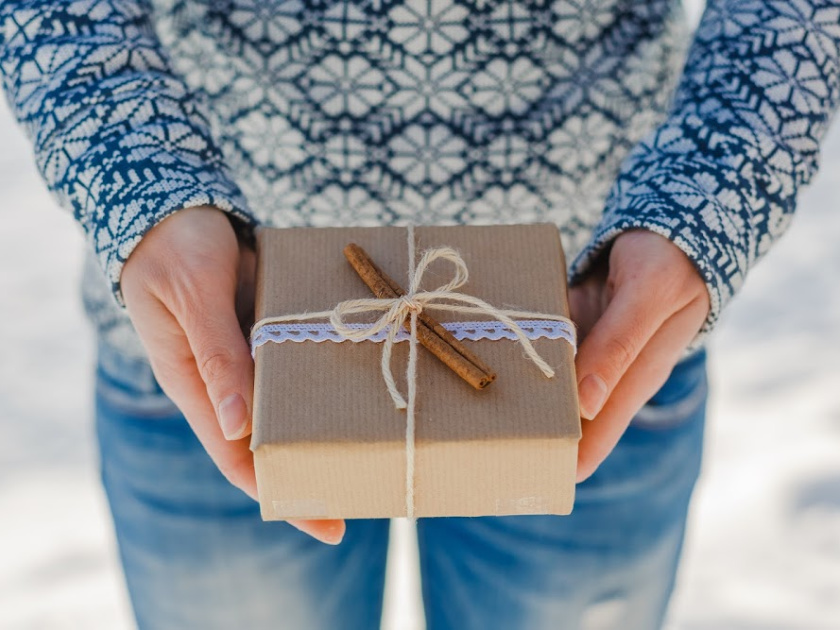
[1,2,839,627]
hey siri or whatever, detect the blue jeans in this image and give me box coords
[94,345,707,630]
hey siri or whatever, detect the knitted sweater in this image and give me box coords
[1,1,838,357]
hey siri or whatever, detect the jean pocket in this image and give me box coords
[629,348,708,430]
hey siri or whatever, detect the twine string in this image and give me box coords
[405,226,418,518]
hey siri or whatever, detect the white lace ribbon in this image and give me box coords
[251,319,576,350]
[250,226,577,518]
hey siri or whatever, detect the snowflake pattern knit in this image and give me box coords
[1,0,838,355]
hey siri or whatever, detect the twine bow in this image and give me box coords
[328,242,565,410]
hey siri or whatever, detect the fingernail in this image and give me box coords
[218,394,248,440]
[578,374,607,420]
[321,521,346,545]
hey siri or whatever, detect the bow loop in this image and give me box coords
[411,246,469,295]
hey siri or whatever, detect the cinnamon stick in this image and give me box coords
[343,243,496,390]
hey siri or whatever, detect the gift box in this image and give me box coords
[251,224,581,520]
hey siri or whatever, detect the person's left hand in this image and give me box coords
[569,230,710,482]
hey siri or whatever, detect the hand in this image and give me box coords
[121,206,345,544]
[569,230,710,482]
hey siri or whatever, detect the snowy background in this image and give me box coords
[1,5,840,627]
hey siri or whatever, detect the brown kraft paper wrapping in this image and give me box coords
[251,224,581,520]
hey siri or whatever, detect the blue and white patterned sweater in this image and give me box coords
[1,1,838,357]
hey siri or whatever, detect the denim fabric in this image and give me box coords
[95,345,706,630]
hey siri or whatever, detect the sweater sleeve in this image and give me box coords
[0,0,256,305]
[568,0,840,333]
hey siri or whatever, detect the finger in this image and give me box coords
[129,292,260,490]
[131,303,348,545]
[179,277,349,542]
[574,283,669,419]
[177,275,256,442]
[287,519,347,545]
[576,297,707,482]
[160,357,347,545]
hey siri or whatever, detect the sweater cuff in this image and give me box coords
[90,166,257,307]
[568,206,731,339]
[566,111,787,338]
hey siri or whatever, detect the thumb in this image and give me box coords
[575,285,664,420]
[179,268,255,442]
[172,247,254,440]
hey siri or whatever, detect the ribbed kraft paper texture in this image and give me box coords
[252,224,581,520]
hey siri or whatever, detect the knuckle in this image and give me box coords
[149,352,192,386]
[198,348,235,387]
[604,334,638,375]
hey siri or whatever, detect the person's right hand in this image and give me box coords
[121,206,346,545]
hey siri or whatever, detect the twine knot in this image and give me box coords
[399,296,424,316]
